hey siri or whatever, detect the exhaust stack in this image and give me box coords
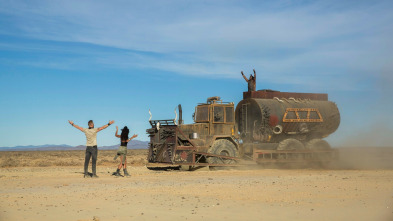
[178,104,183,125]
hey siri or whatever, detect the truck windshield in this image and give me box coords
[214,106,224,123]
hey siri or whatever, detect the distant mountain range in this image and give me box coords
[0,140,149,151]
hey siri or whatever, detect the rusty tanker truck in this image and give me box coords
[147,86,340,169]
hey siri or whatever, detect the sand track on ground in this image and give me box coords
[0,148,392,220]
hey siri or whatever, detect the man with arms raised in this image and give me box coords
[68,120,114,178]
[241,69,256,92]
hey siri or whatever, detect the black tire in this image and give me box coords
[180,165,191,171]
[277,138,305,150]
[305,139,333,168]
[306,139,331,150]
[207,139,238,164]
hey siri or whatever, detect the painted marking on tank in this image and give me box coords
[282,108,323,123]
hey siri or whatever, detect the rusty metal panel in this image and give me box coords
[235,96,340,141]
[252,148,339,162]
[174,149,194,163]
[147,125,177,164]
[243,90,328,101]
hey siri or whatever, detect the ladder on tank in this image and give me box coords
[242,104,248,135]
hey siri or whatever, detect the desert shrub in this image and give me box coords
[0,149,148,167]
[36,160,51,167]
[0,158,18,167]
[54,160,81,166]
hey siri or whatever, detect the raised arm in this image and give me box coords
[241,71,249,82]
[127,134,138,142]
[68,120,84,132]
[253,69,256,81]
[97,120,115,132]
[115,126,121,138]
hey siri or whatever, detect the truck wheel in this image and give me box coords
[207,139,238,164]
[180,165,191,171]
[277,139,304,150]
[306,139,331,150]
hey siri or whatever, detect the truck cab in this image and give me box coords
[179,96,237,152]
[147,97,240,165]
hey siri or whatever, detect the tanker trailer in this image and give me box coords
[235,90,340,163]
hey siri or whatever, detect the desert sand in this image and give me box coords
[0,148,393,221]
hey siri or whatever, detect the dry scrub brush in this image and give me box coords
[0,149,148,168]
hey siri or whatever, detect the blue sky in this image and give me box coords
[0,0,392,147]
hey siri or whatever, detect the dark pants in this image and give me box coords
[84,146,98,175]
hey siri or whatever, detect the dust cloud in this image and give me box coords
[333,119,393,170]
[332,146,393,170]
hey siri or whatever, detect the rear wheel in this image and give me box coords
[306,139,331,150]
[306,139,333,168]
[277,138,305,150]
[207,139,238,164]
[180,165,191,171]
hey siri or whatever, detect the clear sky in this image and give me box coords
[0,0,392,147]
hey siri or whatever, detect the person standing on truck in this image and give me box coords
[241,69,256,92]
[68,119,114,178]
[112,126,138,177]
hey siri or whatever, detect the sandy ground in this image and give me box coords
[1,148,393,221]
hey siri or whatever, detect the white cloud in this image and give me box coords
[1,0,392,90]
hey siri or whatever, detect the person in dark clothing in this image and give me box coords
[69,120,114,178]
[241,69,256,92]
[112,126,138,177]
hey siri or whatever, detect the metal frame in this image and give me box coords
[283,108,324,123]
[149,119,177,127]
[170,127,241,167]
[177,152,241,167]
[252,148,338,163]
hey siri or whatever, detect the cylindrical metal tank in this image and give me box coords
[235,98,340,143]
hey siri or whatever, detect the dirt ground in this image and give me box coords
[1,148,393,221]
